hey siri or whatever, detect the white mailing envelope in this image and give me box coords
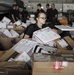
[10,29,19,37]
[14,51,31,62]
[14,20,21,26]
[32,27,60,44]
[57,39,68,48]
[3,29,12,37]
[2,17,11,24]
[55,25,74,31]
[0,22,6,28]
[0,28,6,32]
[22,22,27,28]
[12,39,37,55]
[7,25,14,29]
[20,33,24,38]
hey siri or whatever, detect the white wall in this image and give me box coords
[21,0,28,7]
[25,3,63,12]
[21,0,74,12]
[63,4,74,12]
[28,0,74,3]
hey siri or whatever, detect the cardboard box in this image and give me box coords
[0,37,14,50]
[13,26,24,34]
[0,49,18,61]
[33,53,74,62]
[32,54,74,75]
[55,36,74,54]
[2,17,11,25]
[0,35,22,50]
[0,49,31,62]
[0,69,31,75]
[6,69,31,75]
[0,61,29,70]
[55,36,74,49]
[57,49,74,54]
[13,38,22,44]
[33,62,74,75]
[0,51,5,57]
[33,54,63,62]
[64,36,74,47]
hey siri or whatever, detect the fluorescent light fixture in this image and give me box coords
[28,6,30,8]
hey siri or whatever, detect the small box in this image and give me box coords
[32,27,60,46]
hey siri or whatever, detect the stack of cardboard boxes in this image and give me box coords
[0,49,32,75]
[0,17,32,75]
[0,17,26,50]
[32,36,74,75]
[0,61,31,75]
[32,54,74,75]
[56,36,74,54]
[0,17,74,75]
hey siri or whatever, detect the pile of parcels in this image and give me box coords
[0,16,36,38]
[0,16,36,50]
[0,17,74,75]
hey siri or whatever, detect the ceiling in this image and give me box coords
[28,0,74,3]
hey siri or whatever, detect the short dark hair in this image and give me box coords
[35,11,46,20]
[37,3,42,7]
[46,4,50,6]
[12,4,16,7]
[51,3,55,6]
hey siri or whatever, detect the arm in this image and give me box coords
[55,9,58,19]
[16,13,22,21]
[11,14,16,22]
[24,35,32,40]
[24,24,35,39]
[55,14,58,18]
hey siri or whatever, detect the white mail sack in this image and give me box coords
[0,22,6,28]
[32,27,61,45]
[2,17,11,24]
[12,39,37,56]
